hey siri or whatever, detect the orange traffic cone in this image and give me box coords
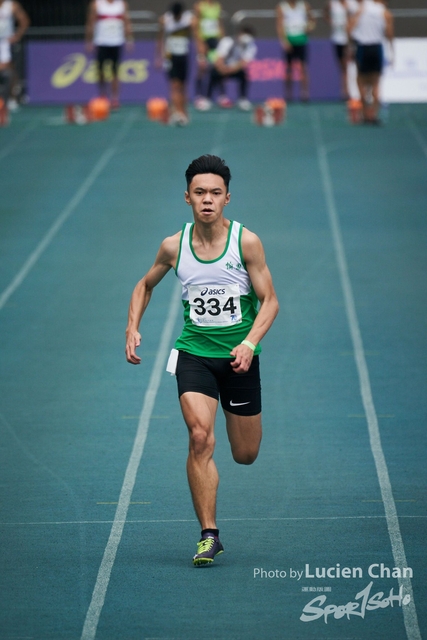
[254,98,286,126]
[347,99,363,124]
[146,97,169,123]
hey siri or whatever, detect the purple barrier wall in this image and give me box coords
[27,39,341,104]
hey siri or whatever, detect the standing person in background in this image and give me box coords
[85,0,133,110]
[0,0,29,108]
[157,2,196,126]
[349,0,393,124]
[193,0,224,110]
[324,0,356,100]
[206,26,257,111]
[276,0,315,102]
[345,0,363,100]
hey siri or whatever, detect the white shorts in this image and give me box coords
[0,39,11,64]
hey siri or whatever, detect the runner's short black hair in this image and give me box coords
[185,155,232,190]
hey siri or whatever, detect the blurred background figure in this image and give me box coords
[85,0,133,110]
[157,2,195,125]
[324,0,359,100]
[205,25,257,111]
[193,0,224,109]
[349,0,394,124]
[0,0,29,109]
[276,0,316,102]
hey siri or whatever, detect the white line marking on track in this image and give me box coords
[1,515,426,527]
[407,116,427,160]
[80,115,230,640]
[210,112,230,156]
[80,281,182,640]
[311,109,422,640]
[0,111,136,312]
[0,119,38,163]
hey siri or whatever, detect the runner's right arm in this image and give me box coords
[125,234,179,364]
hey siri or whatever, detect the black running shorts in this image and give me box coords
[285,44,307,65]
[176,351,262,416]
[356,43,383,74]
[167,55,188,82]
[97,45,122,74]
[334,43,346,63]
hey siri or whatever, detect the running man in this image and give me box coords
[85,0,133,109]
[276,0,315,102]
[125,155,279,566]
[0,0,29,106]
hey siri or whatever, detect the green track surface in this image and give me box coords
[0,103,426,639]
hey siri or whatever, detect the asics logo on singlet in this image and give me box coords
[200,287,226,296]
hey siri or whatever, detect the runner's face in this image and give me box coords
[185,173,230,222]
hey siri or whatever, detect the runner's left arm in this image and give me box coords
[230,229,279,373]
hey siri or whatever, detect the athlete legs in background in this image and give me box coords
[358,71,381,123]
[0,65,11,102]
[169,77,188,124]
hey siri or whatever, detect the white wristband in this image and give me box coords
[241,339,256,352]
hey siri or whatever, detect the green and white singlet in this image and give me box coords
[174,221,261,358]
[280,1,309,46]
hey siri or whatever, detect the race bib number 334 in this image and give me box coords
[188,284,242,327]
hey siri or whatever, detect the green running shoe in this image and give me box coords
[193,534,224,566]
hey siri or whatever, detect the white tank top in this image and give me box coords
[0,0,14,41]
[164,10,193,56]
[351,0,386,45]
[94,0,125,47]
[330,0,348,45]
[280,1,307,37]
[174,220,260,357]
[176,221,252,327]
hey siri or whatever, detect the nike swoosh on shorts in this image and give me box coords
[229,401,250,407]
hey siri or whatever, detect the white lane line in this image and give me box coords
[210,112,231,156]
[0,119,38,163]
[406,115,427,160]
[80,281,182,640]
[1,515,426,526]
[80,115,230,640]
[311,109,421,640]
[0,111,136,312]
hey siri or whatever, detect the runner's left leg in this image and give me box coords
[224,411,262,465]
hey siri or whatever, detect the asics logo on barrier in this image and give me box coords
[200,287,226,296]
